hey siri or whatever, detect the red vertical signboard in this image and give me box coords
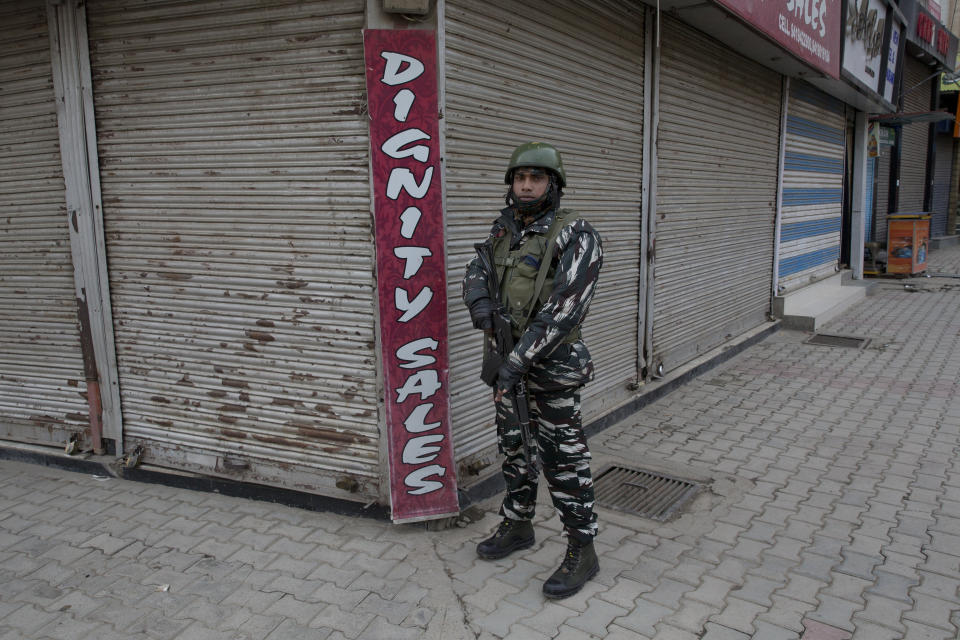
[363,30,458,522]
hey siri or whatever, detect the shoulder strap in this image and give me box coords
[525,209,577,325]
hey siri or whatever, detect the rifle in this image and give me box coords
[474,242,538,476]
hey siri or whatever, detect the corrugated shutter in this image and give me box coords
[444,0,645,464]
[899,56,932,213]
[866,156,876,242]
[876,138,892,242]
[777,81,844,293]
[931,132,952,236]
[652,16,780,373]
[0,0,88,446]
[87,0,378,499]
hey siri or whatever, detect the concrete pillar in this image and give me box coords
[948,137,959,235]
[850,111,869,279]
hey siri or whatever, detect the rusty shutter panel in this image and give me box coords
[651,16,780,374]
[0,0,88,446]
[87,0,378,500]
[443,0,646,467]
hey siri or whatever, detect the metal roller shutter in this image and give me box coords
[931,133,952,236]
[652,16,780,373]
[865,156,876,242]
[876,139,892,242]
[444,0,645,464]
[778,81,845,293]
[87,0,377,499]
[0,0,88,446]
[899,56,932,213]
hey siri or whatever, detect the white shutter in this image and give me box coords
[87,0,378,500]
[443,0,645,464]
[0,0,88,446]
[778,81,845,293]
[652,16,780,373]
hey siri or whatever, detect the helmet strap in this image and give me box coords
[506,174,560,223]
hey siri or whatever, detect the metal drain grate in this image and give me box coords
[594,466,701,521]
[804,333,870,349]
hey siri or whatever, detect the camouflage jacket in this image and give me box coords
[462,206,603,390]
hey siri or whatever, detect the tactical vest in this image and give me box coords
[493,208,581,342]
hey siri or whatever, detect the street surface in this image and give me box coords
[3,246,960,639]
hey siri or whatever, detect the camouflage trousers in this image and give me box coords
[496,386,598,543]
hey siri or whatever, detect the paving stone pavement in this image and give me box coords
[3,247,960,639]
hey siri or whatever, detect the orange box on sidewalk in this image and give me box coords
[886,214,930,275]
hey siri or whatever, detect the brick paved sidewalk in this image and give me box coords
[2,246,960,640]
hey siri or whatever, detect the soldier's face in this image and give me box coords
[512,168,549,201]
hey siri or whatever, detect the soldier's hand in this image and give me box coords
[494,361,523,402]
[468,297,495,331]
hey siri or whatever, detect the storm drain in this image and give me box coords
[594,466,701,521]
[804,333,870,349]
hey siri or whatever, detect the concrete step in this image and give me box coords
[773,271,873,331]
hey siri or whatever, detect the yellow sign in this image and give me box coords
[940,53,960,92]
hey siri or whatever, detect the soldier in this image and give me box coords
[462,142,603,599]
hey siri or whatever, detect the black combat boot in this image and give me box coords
[542,537,599,599]
[476,518,535,560]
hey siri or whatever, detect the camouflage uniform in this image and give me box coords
[463,206,603,544]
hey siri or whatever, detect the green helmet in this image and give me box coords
[504,142,566,188]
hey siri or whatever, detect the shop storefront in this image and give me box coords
[0,0,91,448]
[649,15,782,372]
[85,0,383,502]
[442,0,648,472]
[900,56,936,212]
[884,0,958,241]
[1,0,655,519]
[931,129,954,235]
[939,71,960,238]
[817,0,904,275]
[6,0,958,519]
[777,81,846,293]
